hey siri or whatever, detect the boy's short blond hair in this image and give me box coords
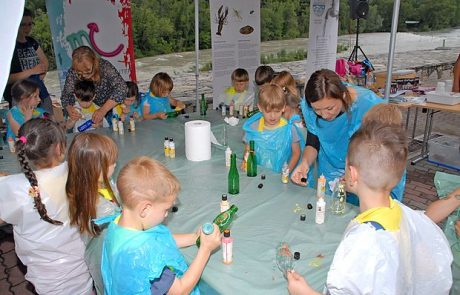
[362,104,403,126]
[231,68,249,82]
[150,72,173,96]
[117,157,180,209]
[258,84,286,112]
[348,122,407,192]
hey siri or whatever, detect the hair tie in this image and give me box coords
[19,136,27,144]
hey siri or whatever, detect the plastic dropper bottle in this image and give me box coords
[222,229,233,264]
[220,194,230,212]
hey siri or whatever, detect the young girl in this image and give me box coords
[0,118,93,294]
[113,81,142,123]
[66,133,120,295]
[6,79,47,141]
[142,72,185,120]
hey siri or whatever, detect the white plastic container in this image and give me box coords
[426,91,460,105]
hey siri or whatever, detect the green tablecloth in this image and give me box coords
[0,111,358,294]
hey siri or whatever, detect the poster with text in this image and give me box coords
[305,0,340,80]
[210,0,260,108]
[46,0,136,90]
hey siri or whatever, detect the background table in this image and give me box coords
[0,111,358,294]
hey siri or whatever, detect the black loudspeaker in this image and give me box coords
[349,0,369,20]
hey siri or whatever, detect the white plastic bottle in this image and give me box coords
[221,104,226,117]
[7,137,15,153]
[112,117,118,132]
[164,137,170,157]
[316,175,326,199]
[315,197,326,224]
[225,146,232,167]
[229,102,234,117]
[281,162,289,184]
[220,194,230,212]
[169,138,175,158]
[118,118,124,135]
[129,115,135,131]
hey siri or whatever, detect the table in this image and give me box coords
[0,111,358,294]
[392,101,460,166]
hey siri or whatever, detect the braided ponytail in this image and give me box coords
[15,118,66,225]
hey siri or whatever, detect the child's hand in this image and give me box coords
[199,224,221,253]
[156,112,168,120]
[291,162,309,186]
[120,113,126,122]
[287,270,315,295]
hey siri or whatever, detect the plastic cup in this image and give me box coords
[436,81,446,93]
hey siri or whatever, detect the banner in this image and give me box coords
[210,0,260,108]
[305,0,340,80]
[46,0,136,90]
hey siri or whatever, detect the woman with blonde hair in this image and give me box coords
[61,46,127,126]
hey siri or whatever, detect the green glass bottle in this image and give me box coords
[166,110,181,118]
[200,93,207,116]
[196,205,238,247]
[247,140,257,177]
[228,154,239,195]
[246,108,260,118]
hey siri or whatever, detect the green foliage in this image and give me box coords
[24,0,460,67]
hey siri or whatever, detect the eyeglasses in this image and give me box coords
[20,22,34,27]
[75,66,94,80]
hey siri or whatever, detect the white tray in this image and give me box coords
[425,91,460,105]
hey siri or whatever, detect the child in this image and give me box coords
[142,72,185,120]
[0,118,93,294]
[221,68,255,110]
[112,81,142,123]
[272,70,298,97]
[66,80,109,132]
[6,79,46,141]
[362,103,406,202]
[254,65,274,106]
[66,133,120,295]
[101,157,221,295]
[287,123,453,295]
[242,84,301,173]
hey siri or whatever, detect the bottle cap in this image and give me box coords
[294,252,300,260]
[261,174,266,180]
[223,229,231,237]
[300,214,306,221]
[300,177,307,183]
[170,138,174,141]
[222,194,228,201]
[165,137,169,140]
[307,203,313,210]
[258,183,263,189]
[171,206,178,213]
[202,222,214,235]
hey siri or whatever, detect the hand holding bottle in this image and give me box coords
[198,224,221,253]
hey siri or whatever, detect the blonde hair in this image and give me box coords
[117,157,180,209]
[272,71,299,97]
[258,84,286,112]
[362,104,403,126]
[150,72,173,97]
[72,46,101,82]
[67,133,119,235]
[348,122,407,192]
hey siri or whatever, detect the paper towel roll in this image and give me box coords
[185,120,211,161]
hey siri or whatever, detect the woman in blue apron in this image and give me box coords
[291,69,382,204]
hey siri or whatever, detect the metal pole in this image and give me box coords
[195,0,200,113]
[384,0,401,102]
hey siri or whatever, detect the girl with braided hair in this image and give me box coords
[0,118,93,294]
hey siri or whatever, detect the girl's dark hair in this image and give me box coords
[15,118,67,225]
[11,79,39,104]
[23,8,34,18]
[304,69,352,112]
[126,81,140,107]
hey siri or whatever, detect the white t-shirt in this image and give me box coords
[0,162,93,295]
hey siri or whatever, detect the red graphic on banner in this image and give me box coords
[117,0,136,82]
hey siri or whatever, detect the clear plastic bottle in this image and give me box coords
[164,137,170,157]
[316,175,326,199]
[225,146,232,167]
[281,162,289,184]
[276,242,294,276]
[222,229,233,264]
[331,181,347,215]
[169,138,175,158]
[112,116,118,132]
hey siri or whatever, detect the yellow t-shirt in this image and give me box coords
[354,197,402,231]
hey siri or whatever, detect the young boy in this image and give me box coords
[142,72,185,120]
[254,65,274,106]
[242,84,301,173]
[221,68,254,110]
[287,123,453,295]
[101,157,221,295]
[66,80,109,132]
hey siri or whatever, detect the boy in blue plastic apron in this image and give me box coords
[101,157,221,295]
[142,72,185,120]
[292,69,382,204]
[287,123,452,295]
[243,84,301,173]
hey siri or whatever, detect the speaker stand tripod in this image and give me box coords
[348,18,373,70]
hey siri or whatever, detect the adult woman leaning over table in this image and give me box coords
[60,46,127,125]
[291,69,382,204]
